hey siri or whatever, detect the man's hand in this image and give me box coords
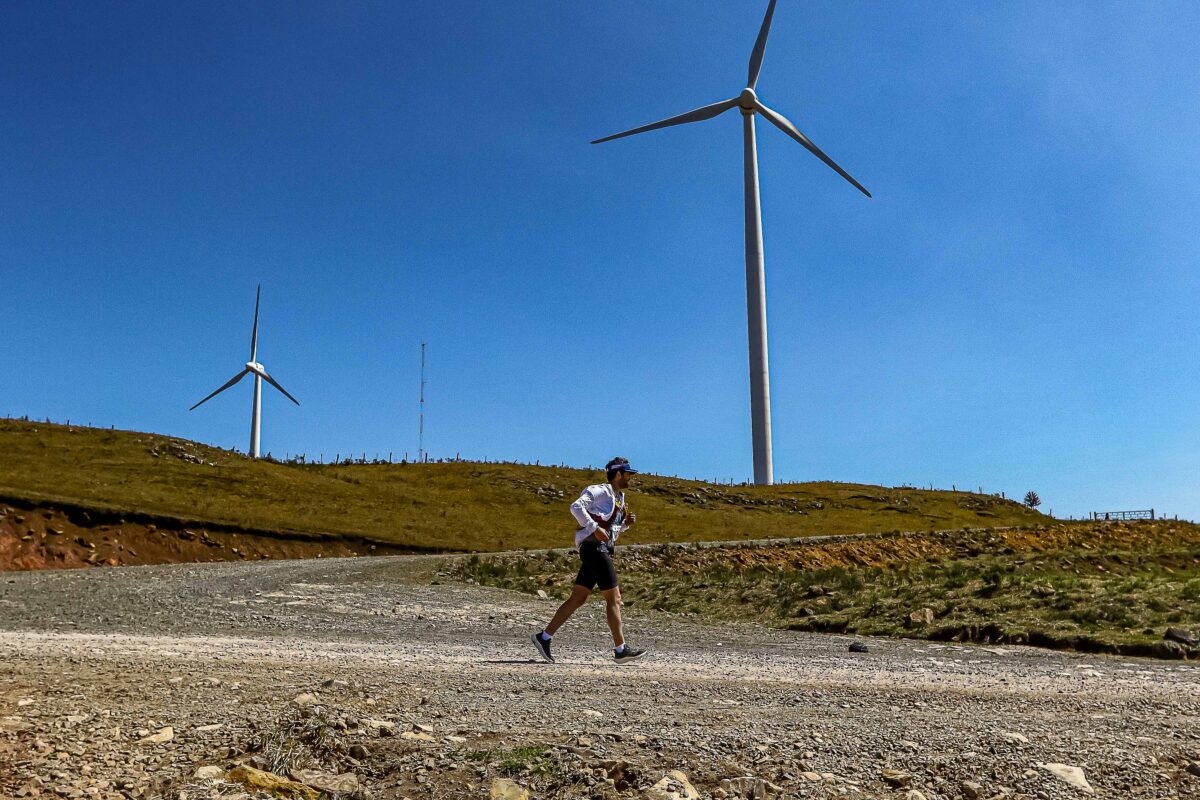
[625,511,636,527]
[593,527,611,543]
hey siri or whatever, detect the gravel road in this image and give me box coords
[2,555,1199,799]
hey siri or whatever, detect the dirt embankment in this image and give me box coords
[0,498,420,571]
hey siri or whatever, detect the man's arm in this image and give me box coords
[570,489,603,538]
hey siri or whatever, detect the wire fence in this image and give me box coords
[3,415,1188,520]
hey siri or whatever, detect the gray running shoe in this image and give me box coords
[614,645,646,664]
[530,631,554,663]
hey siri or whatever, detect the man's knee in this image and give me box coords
[604,589,622,607]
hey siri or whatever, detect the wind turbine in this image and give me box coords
[592,0,870,486]
[189,285,299,458]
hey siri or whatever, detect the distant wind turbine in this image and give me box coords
[592,0,871,486]
[189,285,299,459]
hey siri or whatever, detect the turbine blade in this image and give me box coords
[250,285,261,362]
[591,98,738,144]
[258,367,300,406]
[190,369,250,411]
[747,0,778,89]
[755,101,872,198]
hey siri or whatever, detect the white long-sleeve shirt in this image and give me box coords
[570,483,628,547]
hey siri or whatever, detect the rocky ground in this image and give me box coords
[2,555,1199,800]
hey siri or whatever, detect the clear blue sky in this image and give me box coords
[3,1,1199,519]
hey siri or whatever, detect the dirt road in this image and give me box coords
[2,555,1198,799]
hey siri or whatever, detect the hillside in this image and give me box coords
[0,419,1046,557]
[462,520,1200,659]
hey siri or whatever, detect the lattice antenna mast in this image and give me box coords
[418,342,427,463]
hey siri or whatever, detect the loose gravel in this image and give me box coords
[2,555,1199,799]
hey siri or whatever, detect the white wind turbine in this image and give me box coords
[189,285,299,458]
[592,0,871,486]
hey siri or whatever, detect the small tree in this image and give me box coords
[1024,491,1041,509]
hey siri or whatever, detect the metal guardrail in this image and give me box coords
[1090,509,1154,521]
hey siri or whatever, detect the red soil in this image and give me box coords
[0,499,415,571]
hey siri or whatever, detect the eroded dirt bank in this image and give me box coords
[0,498,417,571]
[2,555,1199,799]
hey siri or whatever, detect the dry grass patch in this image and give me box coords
[0,419,1045,553]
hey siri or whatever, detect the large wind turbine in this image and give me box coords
[592,0,870,485]
[189,286,299,458]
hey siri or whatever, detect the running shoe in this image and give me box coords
[530,631,554,663]
[613,644,646,664]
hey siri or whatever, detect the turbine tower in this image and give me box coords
[592,0,870,485]
[189,285,299,458]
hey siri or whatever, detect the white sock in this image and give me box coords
[539,631,551,642]
[615,643,626,654]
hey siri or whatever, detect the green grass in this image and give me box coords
[458,521,1200,657]
[0,418,1046,552]
[466,745,559,778]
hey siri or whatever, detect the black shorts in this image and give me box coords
[575,539,618,591]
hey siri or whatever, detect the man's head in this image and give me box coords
[605,457,638,489]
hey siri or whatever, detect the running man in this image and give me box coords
[530,457,647,664]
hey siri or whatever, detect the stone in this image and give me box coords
[883,769,912,788]
[401,731,434,742]
[1165,627,1199,647]
[321,678,350,689]
[290,692,318,707]
[291,770,359,794]
[802,772,822,782]
[904,792,927,800]
[363,718,397,736]
[193,766,224,781]
[226,766,319,800]
[581,709,603,718]
[1156,640,1187,659]
[999,731,1028,744]
[489,777,529,800]
[907,608,935,627]
[849,642,869,654]
[349,744,371,759]
[1037,763,1093,794]
[722,776,782,798]
[1031,584,1056,597]
[1186,761,1200,778]
[649,770,701,800]
[536,589,549,599]
[961,781,985,799]
[137,727,173,745]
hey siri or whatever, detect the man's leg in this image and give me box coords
[600,587,624,648]
[545,584,591,635]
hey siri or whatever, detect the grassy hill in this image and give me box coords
[0,419,1047,552]
[461,520,1200,659]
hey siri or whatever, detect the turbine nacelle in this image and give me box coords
[738,87,758,111]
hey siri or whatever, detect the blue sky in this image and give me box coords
[3,1,1199,519]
